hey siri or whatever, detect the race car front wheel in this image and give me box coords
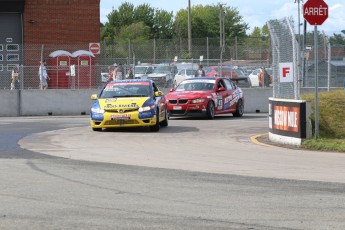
[206,101,215,119]
[149,109,160,132]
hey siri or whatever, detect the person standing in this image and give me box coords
[117,63,124,80]
[195,64,205,77]
[127,68,134,79]
[107,65,114,82]
[10,66,20,90]
[39,60,50,90]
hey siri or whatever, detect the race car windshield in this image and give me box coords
[176,82,215,91]
[100,83,151,98]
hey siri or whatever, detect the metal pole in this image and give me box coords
[219,4,222,48]
[153,38,156,64]
[327,37,331,91]
[302,19,307,87]
[188,0,192,56]
[314,26,319,138]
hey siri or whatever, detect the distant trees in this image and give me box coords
[102,2,248,42]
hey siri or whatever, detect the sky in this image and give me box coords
[100,0,345,36]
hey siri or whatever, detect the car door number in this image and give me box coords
[217,96,223,110]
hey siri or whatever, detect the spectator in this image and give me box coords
[127,68,134,79]
[39,60,50,90]
[262,67,270,87]
[195,64,205,77]
[107,65,114,82]
[10,66,20,90]
[112,63,124,80]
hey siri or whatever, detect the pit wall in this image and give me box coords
[0,88,273,117]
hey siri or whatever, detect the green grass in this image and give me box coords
[302,138,345,152]
[301,89,345,153]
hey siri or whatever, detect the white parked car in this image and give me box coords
[174,68,196,87]
[248,68,261,87]
[133,65,154,79]
[147,64,178,88]
[101,72,109,82]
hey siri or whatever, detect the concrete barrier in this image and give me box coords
[0,88,272,117]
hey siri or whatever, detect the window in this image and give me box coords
[7,64,17,71]
[7,54,19,61]
[0,44,3,51]
[0,64,3,71]
[6,44,19,51]
[0,55,2,61]
[224,79,235,89]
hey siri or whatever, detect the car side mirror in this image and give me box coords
[169,88,175,92]
[155,91,164,97]
[218,87,226,92]
[91,94,98,100]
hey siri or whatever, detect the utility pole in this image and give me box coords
[188,0,192,57]
[219,3,225,76]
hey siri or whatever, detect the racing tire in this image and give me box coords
[206,101,215,120]
[149,109,160,132]
[159,109,169,127]
[92,127,102,132]
[233,99,244,117]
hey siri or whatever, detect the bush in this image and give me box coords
[302,89,345,138]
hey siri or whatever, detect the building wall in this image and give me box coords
[23,0,100,44]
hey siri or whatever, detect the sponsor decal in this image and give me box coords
[273,106,299,132]
[105,98,117,102]
[104,103,138,109]
[110,114,131,120]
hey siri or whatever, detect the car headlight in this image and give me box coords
[138,105,155,112]
[91,107,105,114]
[191,98,206,104]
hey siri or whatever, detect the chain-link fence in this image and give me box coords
[268,17,345,99]
[1,35,344,90]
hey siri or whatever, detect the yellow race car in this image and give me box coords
[90,79,168,132]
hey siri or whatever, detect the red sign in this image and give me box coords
[303,0,328,26]
[89,43,100,55]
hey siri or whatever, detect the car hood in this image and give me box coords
[166,91,210,99]
[97,97,149,111]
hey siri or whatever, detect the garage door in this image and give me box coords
[0,13,22,89]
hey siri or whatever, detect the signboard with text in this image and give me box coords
[269,99,307,139]
[303,0,328,26]
[279,62,293,83]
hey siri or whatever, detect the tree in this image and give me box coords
[117,22,151,40]
[329,30,345,46]
[173,4,249,40]
[101,2,173,41]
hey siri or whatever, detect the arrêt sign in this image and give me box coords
[303,0,328,26]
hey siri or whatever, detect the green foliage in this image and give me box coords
[173,4,248,39]
[302,138,345,152]
[102,2,173,41]
[118,22,151,40]
[302,89,345,138]
[329,30,345,46]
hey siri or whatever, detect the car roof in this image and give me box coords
[108,79,153,84]
[187,77,224,80]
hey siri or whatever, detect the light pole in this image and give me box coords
[188,0,192,57]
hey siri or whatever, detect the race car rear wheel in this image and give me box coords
[206,101,215,119]
[233,99,244,117]
[149,109,160,132]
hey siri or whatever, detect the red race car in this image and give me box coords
[165,77,244,119]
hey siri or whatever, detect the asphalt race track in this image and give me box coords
[19,114,345,183]
[1,114,345,230]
